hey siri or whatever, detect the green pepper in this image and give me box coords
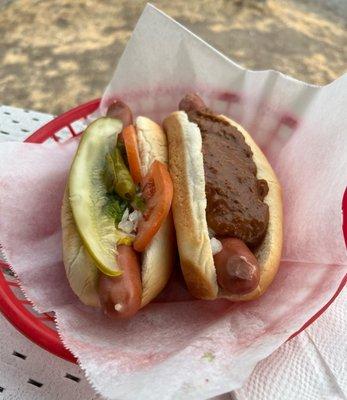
[112,147,136,201]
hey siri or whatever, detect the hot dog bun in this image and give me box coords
[135,116,175,307]
[163,111,282,301]
[62,117,174,308]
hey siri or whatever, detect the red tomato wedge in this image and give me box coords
[133,160,173,252]
[123,125,142,184]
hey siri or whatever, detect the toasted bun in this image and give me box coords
[62,117,174,307]
[163,111,283,301]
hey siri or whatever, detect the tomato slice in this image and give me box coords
[133,160,173,252]
[123,125,142,184]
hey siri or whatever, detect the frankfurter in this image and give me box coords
[62,101,175,317]
[163,94,283,301]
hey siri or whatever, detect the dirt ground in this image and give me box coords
[0,0,346,114]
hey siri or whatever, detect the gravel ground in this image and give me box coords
[0,0,346,114]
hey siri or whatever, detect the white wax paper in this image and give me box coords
[0,4,346,400]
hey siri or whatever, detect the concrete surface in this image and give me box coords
[0,0,346,114]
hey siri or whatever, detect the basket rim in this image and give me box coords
[0,99,345,363]
[0,99,100,363]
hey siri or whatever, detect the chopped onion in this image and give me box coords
[129,209,142,231]
[118,208,142,234]
[210,237,222,255]
[121,208,129,222]
[114,303,123,312]
[129,209,141,222]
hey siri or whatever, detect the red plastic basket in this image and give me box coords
[0,99,345,363]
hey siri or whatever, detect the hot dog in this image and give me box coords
[62,101,175,317]
[106,100,133,129]
[163,94,283,301]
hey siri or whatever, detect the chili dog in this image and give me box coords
[62,100,175,317]
[163,94,283,301]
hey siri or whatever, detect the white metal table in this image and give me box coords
[0,105,346,400]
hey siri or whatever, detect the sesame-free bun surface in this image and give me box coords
[135,116,175,306]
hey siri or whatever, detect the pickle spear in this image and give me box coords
[69,117,126,277]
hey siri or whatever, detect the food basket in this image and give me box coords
[0,99,346,363]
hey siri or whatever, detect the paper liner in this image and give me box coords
[0,5,346,400]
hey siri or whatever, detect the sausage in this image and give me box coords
[106,100,133,129]
[214,238,260,295]
[179,93,207,113]
[98,245,142,318]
